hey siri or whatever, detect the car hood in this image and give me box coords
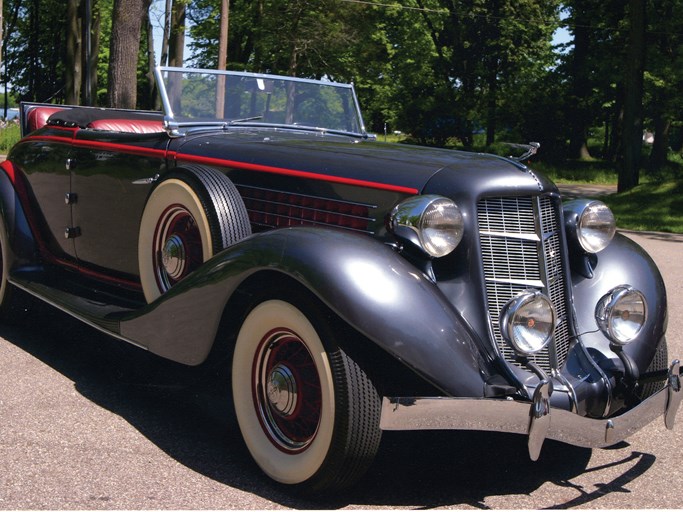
[174,129,556,196]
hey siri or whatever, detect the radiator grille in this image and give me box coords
[237,184,376,233]
[478,195,570,373]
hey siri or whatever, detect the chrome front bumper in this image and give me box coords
[380,360,681,461]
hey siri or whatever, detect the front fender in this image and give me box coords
[571,232,667,371]
[120,227,492,396]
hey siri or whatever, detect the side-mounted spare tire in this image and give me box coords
[138,165,251,303]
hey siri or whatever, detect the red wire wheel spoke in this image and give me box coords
[153,204,204,292]
[254,329,322,452]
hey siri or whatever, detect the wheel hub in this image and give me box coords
[254,330,322,452]
[161,234,186,280]
[267,363,298,416]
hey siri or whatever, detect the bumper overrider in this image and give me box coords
[380,360,682,460]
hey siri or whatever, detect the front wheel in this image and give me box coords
[232,297,382,492]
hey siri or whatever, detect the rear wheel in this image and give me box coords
[138,166,251,302]
[232,295,382,492]
[0,219,25,321]
[0,220,13,316]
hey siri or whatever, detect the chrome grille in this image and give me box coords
[478,195,570,373]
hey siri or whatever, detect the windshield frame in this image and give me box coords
[154,66,369,138]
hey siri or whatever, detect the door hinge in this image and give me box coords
[64,226,82,239]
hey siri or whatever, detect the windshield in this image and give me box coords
[155,66,367,136]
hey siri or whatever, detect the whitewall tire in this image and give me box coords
[232,296,382,492]
[138,166,251,303]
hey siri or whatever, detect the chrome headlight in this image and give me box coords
[500,291,556,356]
[564,199,616,253]
[595,285,647,345]
[389,195,464,258]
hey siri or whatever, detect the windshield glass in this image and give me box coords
[155,67,366,136]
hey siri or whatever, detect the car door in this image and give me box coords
[12,131,78,262]
[69,130,170,278]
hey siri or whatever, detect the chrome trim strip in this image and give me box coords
[485,277,546,288]
[479,230,540,242]
[380,360,681,457]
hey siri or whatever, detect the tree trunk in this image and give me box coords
[28,0,41,101]
[84,1,101,106]
[144,9,156,110]
[3,0,21,115]
[160,0,172,67]
[107,0,150,108]
[215,0,229,118]
[486,68,497,146]
[66,0,82,105]
[168,0,186,67]
[617,0,646,192]
[568,1,592,160]
[649,113,670,173]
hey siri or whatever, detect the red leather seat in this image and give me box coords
[26,106,65,132]
[87,119,164,134]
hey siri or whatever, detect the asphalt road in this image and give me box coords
[0,229,681,510]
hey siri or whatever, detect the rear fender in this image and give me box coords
[0,161,39,266]
[120,227,492,396]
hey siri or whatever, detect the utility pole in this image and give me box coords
[215,0,229,118]
[1,0,4,117]
[84,0,92,105]
[217,0,229,71]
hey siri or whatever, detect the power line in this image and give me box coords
[336,0,683,40]
[336,0,447,14]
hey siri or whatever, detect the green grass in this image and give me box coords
[0,123,21,153]
[600,180,683,233]
[532,160,619,185]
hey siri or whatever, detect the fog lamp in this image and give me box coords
[500,291,555,356]
[595,285,647,345]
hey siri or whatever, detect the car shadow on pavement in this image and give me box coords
[0,294,658,509]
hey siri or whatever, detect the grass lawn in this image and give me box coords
[532,160,683,233]
[599,180,683,233]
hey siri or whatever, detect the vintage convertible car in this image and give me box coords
[0,66,680,492]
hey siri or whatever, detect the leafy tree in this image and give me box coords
[392,0,560,147]
[4,0,68,102]
[643,0,683,172]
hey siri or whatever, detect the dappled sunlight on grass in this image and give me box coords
[532,160,619,184]
[602,180,683,233]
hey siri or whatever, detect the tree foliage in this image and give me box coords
[3,0,683,189]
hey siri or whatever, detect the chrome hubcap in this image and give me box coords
[153,204,203,293]
[267,363,298,416]
[161,234,186,280]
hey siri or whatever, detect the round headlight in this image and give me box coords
[500,291,555,356]
[575,200,616,253]
[389,195,464,258]
[595,285,647,345]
